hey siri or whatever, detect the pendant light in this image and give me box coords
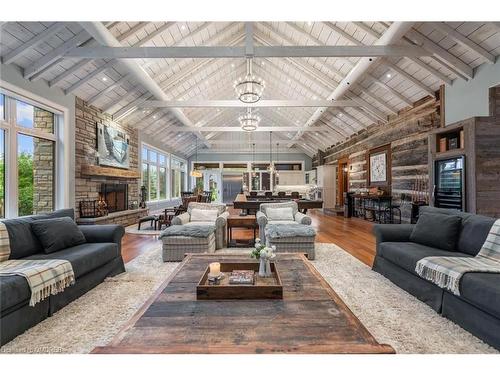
[190,137,203,178]
[275,142,280,178]
[267,131,275,174]
[251,142,256,177]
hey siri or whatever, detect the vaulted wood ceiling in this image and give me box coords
[1,21,499,158]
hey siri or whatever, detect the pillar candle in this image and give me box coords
[209,262,221,277]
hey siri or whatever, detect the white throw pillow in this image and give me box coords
[190,208,218,222]
[266,207,294,221]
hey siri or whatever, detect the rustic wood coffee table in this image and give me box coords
[92,253,394,354]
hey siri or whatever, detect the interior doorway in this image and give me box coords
[337,157,349,207]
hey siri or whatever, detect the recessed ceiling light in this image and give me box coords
[153,115,157,119]
[102,77,107,81]
[287,78,291,83]
[386,73,392,78]
[181,25,186,30]
[338,113,343,117]
[313,96,317,100]
[231,63,235,68]
[261,61,265,66]
[307,21,313,26]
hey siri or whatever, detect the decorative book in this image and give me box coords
[229,270,255,285]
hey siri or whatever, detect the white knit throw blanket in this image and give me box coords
[415,219,500,295]
[0,259,75,306]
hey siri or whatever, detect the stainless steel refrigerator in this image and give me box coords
[434,156,465,211]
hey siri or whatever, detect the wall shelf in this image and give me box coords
[81,164,140,179]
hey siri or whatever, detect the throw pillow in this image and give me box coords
[31,217,87,254]
[266,207,295,221]
[410,213,462,251]
[190,208,218,222]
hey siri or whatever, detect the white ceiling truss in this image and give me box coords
[1,21,499,158]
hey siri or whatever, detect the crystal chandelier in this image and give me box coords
[239,108,260,132]
[234,58,265,103]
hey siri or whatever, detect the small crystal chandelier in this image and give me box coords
[234,58,265,103]
[239,108,260,132]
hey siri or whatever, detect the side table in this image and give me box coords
[227,215,257,247]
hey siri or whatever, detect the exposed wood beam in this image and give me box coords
[371,80,413,106]
[290,22,415,145]
[430,22,495,64]
[2,22,67,65]
[354,22,453,85]
[405,28,474,79]
[140,99,361,108]
[321,22,435,97]
[63,22,177,94]
[166,126,331,132]
[63,45,430,59]
[23,28,92,79]
[80,22,211,149]
[245,22,254,56]
[111,26,245,120]
[271,24,398,116]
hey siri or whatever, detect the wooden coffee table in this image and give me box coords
[92,253,394,354]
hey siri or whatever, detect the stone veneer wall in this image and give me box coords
[33,108,55,214]
[74,97,140,219]
[314,96,441,222]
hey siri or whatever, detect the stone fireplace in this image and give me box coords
[74,98,148,226]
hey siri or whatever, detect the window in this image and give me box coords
[171,158,186,199]
[18,134,55,216]
[0,93,59,217]
[0,94,4,121]
[0,130,5,218]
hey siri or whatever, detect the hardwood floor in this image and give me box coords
[121,209,377,267]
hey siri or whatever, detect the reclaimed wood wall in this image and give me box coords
[314,96,441,222]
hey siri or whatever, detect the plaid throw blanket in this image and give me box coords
[0,259,75,306]
[416,219,500,295]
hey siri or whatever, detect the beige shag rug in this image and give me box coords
[1,243,497,354]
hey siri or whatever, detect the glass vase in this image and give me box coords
[259,257,267,277]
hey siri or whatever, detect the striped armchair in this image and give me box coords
[256,201,312,244]
[172,202,229,249]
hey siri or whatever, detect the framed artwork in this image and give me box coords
[367,144,391,187]
[96,122,130,169]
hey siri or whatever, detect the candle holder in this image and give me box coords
[207,274,223,285]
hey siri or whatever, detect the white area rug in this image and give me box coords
[1,243,497,354]
[125,223,161,235]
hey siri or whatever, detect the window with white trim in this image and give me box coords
[0,93,59,218]
[171,157,186,199]
[141,145,170,202]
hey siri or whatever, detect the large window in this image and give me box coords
[141,144,186,202]
[0,92,58,217]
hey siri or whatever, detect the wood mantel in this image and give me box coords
[81,164,140,179]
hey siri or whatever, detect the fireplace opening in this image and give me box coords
[100,183,128,213]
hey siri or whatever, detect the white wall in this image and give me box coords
[445,60,500,125]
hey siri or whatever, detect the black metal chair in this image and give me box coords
[265,191,273,198]
[277,191,286,198]
[249,191,258,197]
[291,191,300,199]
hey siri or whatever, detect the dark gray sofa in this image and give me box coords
[372,206,500,349]
[0,209,125,346]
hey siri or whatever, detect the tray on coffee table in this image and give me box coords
[196,262,283,300]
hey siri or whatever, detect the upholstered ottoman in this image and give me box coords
[265,224,316,260]
[160,225,216,262]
